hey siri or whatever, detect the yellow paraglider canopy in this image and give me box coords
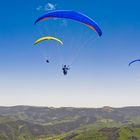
[34,36,63,45]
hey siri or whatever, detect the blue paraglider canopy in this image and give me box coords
[129,59,140,66]
[35,10,102,37]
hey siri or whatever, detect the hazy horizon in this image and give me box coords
[0,104,140,108]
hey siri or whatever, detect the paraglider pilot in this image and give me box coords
[46,59,49,63]
[62,65,70,75]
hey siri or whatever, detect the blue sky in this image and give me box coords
[0,0,140,107]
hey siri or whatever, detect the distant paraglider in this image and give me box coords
[46,60,50,63]
[34,36,63,64]
[129,59,140,66]
[34,36,63,45]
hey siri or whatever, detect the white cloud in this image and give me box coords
[44,3,56,11]
[36,5,43,11]
[36,3,56,12]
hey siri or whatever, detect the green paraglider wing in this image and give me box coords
[34,36,63,45]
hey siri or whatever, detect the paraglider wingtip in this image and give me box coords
[128,62,131,66]
[34,20,38,25]
[99,32,102,37]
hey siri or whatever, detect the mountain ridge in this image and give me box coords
[0,106,140,139]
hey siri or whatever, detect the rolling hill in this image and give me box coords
[0,106,140,139]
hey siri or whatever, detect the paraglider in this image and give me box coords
[34,10,102,37]
[34,36,63,45]
[46,60,50,63]
[62,65,70,75]
[129,59,140,66]
[34,36,63,64]
[34,10,102,75]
